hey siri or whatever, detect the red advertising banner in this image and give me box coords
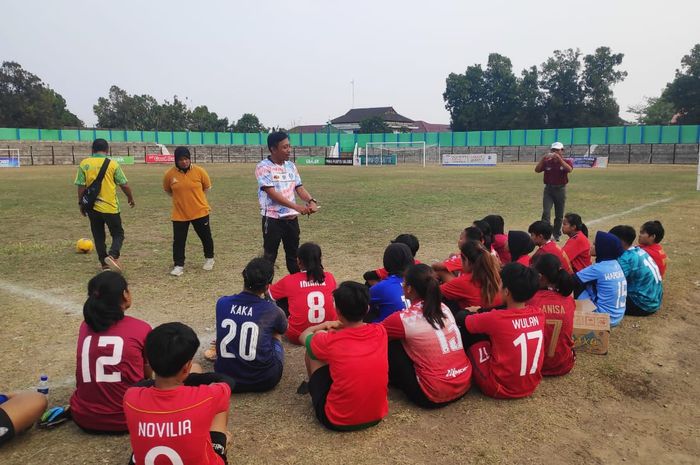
[145,154,174,164]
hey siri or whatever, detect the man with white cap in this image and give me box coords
[534,142,573,241]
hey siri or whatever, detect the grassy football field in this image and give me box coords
[0,163,698,465]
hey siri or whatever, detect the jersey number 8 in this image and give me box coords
[307,291,325,324]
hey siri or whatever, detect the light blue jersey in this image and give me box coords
[576,260,627,326]
[617,247,663,313]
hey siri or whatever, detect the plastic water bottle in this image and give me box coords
[37,374,49,397]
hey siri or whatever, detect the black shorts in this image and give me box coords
[232,340,284,393]
[0,407,16,447]
[308,365,380,432]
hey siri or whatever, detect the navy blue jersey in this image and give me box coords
[214,291,288,385]
[369,274,408,322]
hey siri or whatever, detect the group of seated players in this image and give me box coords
[1,215,667,464]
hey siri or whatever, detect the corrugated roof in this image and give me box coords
[331,107,414,124]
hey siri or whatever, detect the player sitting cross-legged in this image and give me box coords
[215,257,288,393]
[638,220,668,278]
[300,281,389,431]
[529,220,573,274]
[363,234,421,286]
[124,322,234,465]
[269,242,338,345]
[455,263,545,399]
[432,226,484,283]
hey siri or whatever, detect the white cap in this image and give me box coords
[551,142,564,150]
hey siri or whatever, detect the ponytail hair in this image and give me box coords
[297,242,325,283]
[460,240,502,306]
[405,264,445,329]
[531,253,574,297]
[564,213,588,237]
[83,271,127,332]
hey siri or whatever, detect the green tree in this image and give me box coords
[628,97,676,125]
[582,47,628,125]
[515,66,546,128]
[482,53,519,130]
[0,61,82,127]
[443,65,487,131]
[190,105,229,132]
[358,116,391,133]
[662,44,700,124]
[93,86,159,130]
[233,113,266,132]
[539,49,586,128]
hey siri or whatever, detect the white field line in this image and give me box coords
[587,197,674,226]
[0,279,83,315]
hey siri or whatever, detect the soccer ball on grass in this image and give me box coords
[76,238,94,254]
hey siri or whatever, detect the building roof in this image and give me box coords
[331,107,414,124]
[288,125,331,134]
[412,120,451,133]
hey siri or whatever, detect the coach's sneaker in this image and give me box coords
[170,266,184,277]
[105,256,123,273]
[203,258,215,271]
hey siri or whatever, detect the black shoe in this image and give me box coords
[296,380,309,395]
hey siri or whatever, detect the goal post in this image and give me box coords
[364,141,427,167]
[0,148,20,168]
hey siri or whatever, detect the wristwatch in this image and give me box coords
[307,198,318,204]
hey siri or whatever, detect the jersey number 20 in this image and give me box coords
[220,319,260,361]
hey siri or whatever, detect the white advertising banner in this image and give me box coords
[442,153,497,166]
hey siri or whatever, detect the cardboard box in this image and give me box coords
[572,300,610,355]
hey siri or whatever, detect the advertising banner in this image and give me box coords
[359,155,397,165]
[0,157,19,167]
[110,156,135,165]
[571,156,608,168]
[145,154,174,164]
[296,156,326,166]
[442,153,497,166]
[325,157,354,166]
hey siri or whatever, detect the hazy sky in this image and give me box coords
[1,0,698,128]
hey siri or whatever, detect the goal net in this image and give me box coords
[0,148,20,168]
[363,141,427,167]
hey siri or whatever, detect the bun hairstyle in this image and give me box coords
[298,242,325,283]
[459,240,501,306]
[83,271,128,332]
[531,253,574,297]
[242,257,275,293]
[404,264,445,329]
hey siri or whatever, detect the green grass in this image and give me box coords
[0,163,698,465]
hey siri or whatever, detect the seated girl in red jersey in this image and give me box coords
[125,323,233,465]
[363,234,420,286]
[507,231,536,267]
[562,213,591,273]
[528,220,573,274]
[269,243,337,345]
[473,219,501,264]
[483,214,511,263]
[0,391,47,447]
[638,220,668,278]
[432,226,484,283]
[382,264,471,408]
[440,240,503,312]
[301,282,389,431]
[70,271,152,433]
[456,263,545,399]
[528,254,576,376]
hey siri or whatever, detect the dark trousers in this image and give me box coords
[172,215,214,266]
[542,184,567,239]
[624,296,656,316]
[88,211,124,265]
[387,340,450,409]
[262,216,300,274]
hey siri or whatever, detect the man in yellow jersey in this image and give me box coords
[74,139,135,271]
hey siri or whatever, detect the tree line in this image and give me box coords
[0,44,698,131]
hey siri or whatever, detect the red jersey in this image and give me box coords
[382,302,471,403]
[640,243,667,277]
[308,324,388,427]
[527,290,576,376]
[70,316,152,431]
[534,240,573,274]
[515,254,531,267]
[269,271,338,344]
[124,383,230,465]
[375,259,421,281]
[465,306,545,398]
[541,157,573,185]
[562,232,591,273]
[440,273,503,309]
[443,254,463,273]
[493,234,511,263]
